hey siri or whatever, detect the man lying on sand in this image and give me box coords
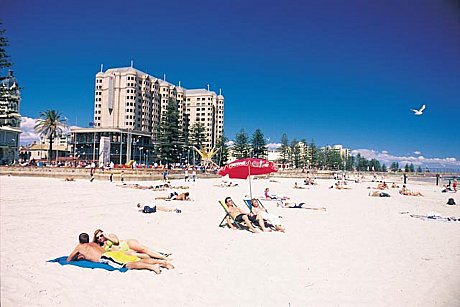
[277,200,327,211]
[155,192,191,201]
[137,203,181,213]
[67,233,173,274]
[369,191,391,197]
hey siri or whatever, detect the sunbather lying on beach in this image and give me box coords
[331,182,351,190]
[277,200,327,211]
[137,203,181,213]
[399,185,423,196]
[155,192,191,201]
[224,197,262,233]
[369,191,391,197]
[64,177,75,182]
[67,233,173,274]
[93,229,171,260]
[293,182,307,189]
[250,199,285,232]
[304,177,316,185]
[264,187,289,200]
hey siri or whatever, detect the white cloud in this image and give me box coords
[414,151,422,155]
[20,117,40,145]
[351,148,460,169]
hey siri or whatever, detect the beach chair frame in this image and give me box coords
[242,199,277,230]
[218,200,245,230]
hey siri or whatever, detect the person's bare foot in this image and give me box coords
[152,264,161,274]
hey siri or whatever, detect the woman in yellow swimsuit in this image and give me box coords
[93,229,170,260]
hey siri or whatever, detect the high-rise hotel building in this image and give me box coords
[71,66,224,165]
[94,67,224,149]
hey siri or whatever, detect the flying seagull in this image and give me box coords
[411,104,426,116]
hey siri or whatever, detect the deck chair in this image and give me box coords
[218,200,246,230]
[242,199,278,230]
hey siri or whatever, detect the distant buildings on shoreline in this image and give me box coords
[71,66,224,165]
[0,70,21,164]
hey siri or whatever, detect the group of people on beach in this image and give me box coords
[67,230,174,274]
[224,197,285,233]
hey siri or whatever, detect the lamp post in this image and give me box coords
[139,147,144,166]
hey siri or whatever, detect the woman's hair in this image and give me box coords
[92,229,103,245]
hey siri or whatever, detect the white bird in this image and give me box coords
[411,104,426,115]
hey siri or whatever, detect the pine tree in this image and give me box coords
[156,98,180,164]
[250,128,267,158]
[214,134,229,166]
[409,163,415,173]
[233,129,250,159]
[290,139,300,168]
[279,133,289,165]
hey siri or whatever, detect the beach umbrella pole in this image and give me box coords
[248,164,252,199]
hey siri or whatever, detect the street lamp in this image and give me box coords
[139,147,144,165]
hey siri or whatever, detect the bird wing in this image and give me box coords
[419,105,426,112]
[410,109,417,113]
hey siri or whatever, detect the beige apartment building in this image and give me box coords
[93,66,224,150]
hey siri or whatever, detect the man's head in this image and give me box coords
[225,197,234,206]
[185,192,190,197]
[79,233,90,244]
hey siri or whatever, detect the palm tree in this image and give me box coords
[34,110,67,163]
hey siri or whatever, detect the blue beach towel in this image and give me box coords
[47,256,128,272]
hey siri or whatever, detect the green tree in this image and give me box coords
[404,163,410,172]
[189,122,206,149]
[214,134,229,166]
[233,129,250,159]
[0,23,11,71]
[309,140,319,168]
[390,162,399,172]
[345,155,355,171]
[327,150,343,170]
[250,129,267,158]
[290,139,301,168]
[156,98,180,163]
[1,23,13,100]
[279,133,289,165]
[416,165,423,173]
[34,110,67,163]
[300,139,309,168]
[409,163,415,173]
[382,164,387,172]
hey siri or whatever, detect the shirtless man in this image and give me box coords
[224,197,262,233]
[155,192,191,201]
[67,233,174,274]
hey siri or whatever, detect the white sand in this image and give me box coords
[1,175,459,306]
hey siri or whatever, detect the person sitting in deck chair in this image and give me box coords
[224,197,264,233]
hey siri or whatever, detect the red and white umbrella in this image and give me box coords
[218,158,278,198]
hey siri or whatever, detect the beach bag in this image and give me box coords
[446,198,456,206]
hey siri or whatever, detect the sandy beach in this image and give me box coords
[1,174,459,306]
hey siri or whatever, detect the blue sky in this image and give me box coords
[2,0,459,167]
